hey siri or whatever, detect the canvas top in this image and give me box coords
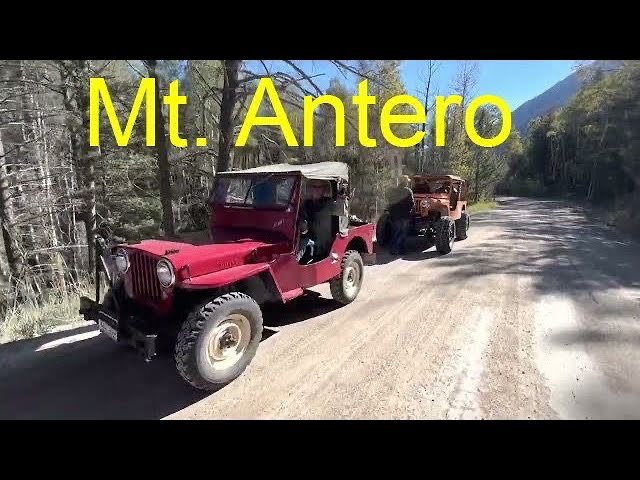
[412,174,464,182]
[219,161,349,182]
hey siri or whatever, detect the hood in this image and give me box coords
[414,193,449,201]
[413,194,450,213]
[124,239,271,280]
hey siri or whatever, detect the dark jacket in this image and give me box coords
[388,185,414,220]
[299,197,333,255]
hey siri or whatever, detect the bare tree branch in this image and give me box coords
[126,60,147,78]
[259,60,271,74]
[283,60,324,96]
[329,60,388,88]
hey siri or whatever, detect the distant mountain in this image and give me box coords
[511,60,623,134]
[511,72,581,134]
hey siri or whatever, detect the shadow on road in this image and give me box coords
[432,197,640,296]
[374,237,442,265]
[549,327,640,347]
[0,327,208,420]
[263,291,342,328]
[0,292,343,420]
[430,196,640,381]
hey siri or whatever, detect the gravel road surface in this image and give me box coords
[2,197,639,419]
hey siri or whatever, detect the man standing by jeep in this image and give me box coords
[387,175,414,255]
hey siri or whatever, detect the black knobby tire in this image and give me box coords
[330,250,364,305]
[174,292,263,391]
[455,212,469,240]
[375,214,392,247]
[435,216,456,254]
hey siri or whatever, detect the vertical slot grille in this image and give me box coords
[129,251,161,300]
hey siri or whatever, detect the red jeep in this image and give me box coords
[80,162,376,391]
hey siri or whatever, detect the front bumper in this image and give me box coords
[79,296,158,361]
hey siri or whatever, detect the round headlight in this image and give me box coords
[420,200,429,208]
[156,259,175,288]
[114,248,129,273]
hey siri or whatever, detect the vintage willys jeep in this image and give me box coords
[79,162,376,391]
[376,174,469,254]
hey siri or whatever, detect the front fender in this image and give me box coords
[178,262,271,290]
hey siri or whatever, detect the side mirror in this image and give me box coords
[331,197,348,216]
[337,181,349,197]
[331,198,349,233]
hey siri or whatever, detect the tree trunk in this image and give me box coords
[474,155,480,203]
[0,131,19,279]
[549,137,556,180]
[146,60,175,238]
[18,61,43,268]
[419,62,434,173]
[587,117,609,201]
[35,72,62,262]
[217,60,241,173]
[60,60,96,274]
[63,162,78,280]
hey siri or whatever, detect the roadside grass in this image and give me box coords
[0,279,93,344]
[468,200,498,214]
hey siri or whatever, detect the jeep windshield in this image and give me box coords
[212,174,295,208]
[413,180,451,194]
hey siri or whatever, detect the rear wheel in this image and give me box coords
[330,250,364,305]
[455,212,469,240]
[435,216,456,254]
[174,292,263,391]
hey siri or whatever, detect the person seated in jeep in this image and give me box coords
[297,180,332,263]
[436,184,450,194]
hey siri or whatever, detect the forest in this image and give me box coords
[499,60,640,230]
[0,59,631,341]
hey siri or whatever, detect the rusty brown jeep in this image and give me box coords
[376,175,469,254]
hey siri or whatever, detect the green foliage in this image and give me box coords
[505,61,640,214]
[500,60,640,234]
[467,200,498,214]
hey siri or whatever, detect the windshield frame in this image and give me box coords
[412,179,452,195]
[209,173,299,210]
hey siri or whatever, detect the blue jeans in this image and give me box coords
[390,218,409,254]
[297,236,315,262]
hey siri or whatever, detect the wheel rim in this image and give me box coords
[449,223,455,247]
[343,263,361,298]
[206,313,252,371]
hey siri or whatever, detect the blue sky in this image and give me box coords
[249,60,578,111]
[400,60,578,110]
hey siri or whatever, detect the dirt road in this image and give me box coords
[2,197,640,419]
